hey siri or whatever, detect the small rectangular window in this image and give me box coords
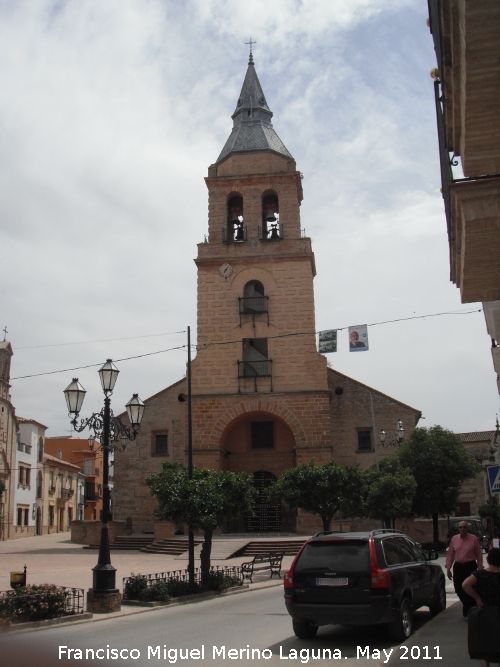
[357,430,372,452]
[49,506,54,527]
[17,507,23,526]
[24,508,29,526]
[154,434,168,456]
[251,421,274,449]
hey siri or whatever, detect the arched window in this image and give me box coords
[225,195,245,243]
[240,281,267,314]
[261,193,281,240]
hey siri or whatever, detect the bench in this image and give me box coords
[241,552,284,583]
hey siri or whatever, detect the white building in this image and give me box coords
[14,418,47,537]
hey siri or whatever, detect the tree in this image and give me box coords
[362,458,416,528]
[268,460,363,531]
[479,502,500,535]
[397,426,481,542]
[146,462,256,581]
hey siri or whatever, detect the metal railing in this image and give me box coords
[238,360,272,378]
[59,488,74,499]
[0,586,84,622]
[238,296,268,314]
[122,566,243,599]
[222,226,247,243]
[258,223,283,240]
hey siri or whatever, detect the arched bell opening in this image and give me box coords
[261,192,281,240]
[225,194,246,243]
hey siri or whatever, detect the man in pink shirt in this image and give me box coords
[445,520,483,617]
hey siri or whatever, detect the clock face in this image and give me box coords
[219,263,233,278]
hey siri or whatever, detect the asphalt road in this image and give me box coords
[0,584,443,667]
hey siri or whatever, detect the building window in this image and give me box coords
[38,436,44,462]
[153,434,168,456]
[458,502,471,516]
[18,465,31,488]
[49,506,54,527]
[17,507,23,526]
[260,192,281,240]
[239,339,271,377]
[251,421,274,449]
[357,430,372,452]
[239,281,268,315]
[24,508,29,526]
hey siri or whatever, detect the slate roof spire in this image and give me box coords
[215,53,293,165]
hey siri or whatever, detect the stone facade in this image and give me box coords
[113,59,422,534]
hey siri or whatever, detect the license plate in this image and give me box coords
[316,577,348,586]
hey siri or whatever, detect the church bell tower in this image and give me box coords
[191,52,331,524]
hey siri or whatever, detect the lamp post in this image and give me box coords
[64,360,144,613]
[379,420,405,449]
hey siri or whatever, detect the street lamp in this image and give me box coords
[63,359,144,613]
[379,420,405,448]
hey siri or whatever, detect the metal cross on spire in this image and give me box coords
[245,37,256,64]
[2,326,7,341]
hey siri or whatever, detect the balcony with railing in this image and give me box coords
[237,359,273,392]
[59,488,75,500]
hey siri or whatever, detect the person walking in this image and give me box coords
[446,520,483,617]
[462,547,500,667]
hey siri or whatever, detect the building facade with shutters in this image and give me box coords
[113,55,421,534]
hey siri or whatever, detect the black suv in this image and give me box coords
[284,529,445,641]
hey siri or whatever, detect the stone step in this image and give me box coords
[141,537,203,555]
[175,539,250,560]
[241,539,306,556]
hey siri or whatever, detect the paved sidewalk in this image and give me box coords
[0,532,294,601]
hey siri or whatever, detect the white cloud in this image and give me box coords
[0,0,497,436]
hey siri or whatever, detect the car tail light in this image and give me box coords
[284,539,310,590]
[369,536,390,588]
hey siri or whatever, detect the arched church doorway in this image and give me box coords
[245,471,281,532]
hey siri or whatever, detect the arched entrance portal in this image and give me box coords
[245,471,281,532]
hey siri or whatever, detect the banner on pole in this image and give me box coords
[318,329,337,353]
[348,325,369,352]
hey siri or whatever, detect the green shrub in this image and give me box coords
[123,574,149,601]
[0,585,69,623]
[138,581,170,602]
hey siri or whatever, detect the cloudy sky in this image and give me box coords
[1,0,496,438]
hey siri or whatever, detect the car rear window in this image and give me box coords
[295,540,370,573]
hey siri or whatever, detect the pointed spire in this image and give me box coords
[215,51,293,165]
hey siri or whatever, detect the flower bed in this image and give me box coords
[123,566,243,603]
[0,585,84,627]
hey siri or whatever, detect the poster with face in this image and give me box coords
[348,325,369,351]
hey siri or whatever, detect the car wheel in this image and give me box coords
[429,579,446,616]
[292,619,318,639]
[388,597,413,641]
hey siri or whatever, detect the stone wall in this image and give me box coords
[71,520,129,545]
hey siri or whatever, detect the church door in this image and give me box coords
[245,471,281,531]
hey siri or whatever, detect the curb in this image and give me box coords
[1,613,93,635]
[121,584,250,607]
[6,579,283,634]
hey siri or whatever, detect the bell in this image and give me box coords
[235,224,245,241]
[270,224,279,239]
[230,213,240,224]
[265,209,277,223]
